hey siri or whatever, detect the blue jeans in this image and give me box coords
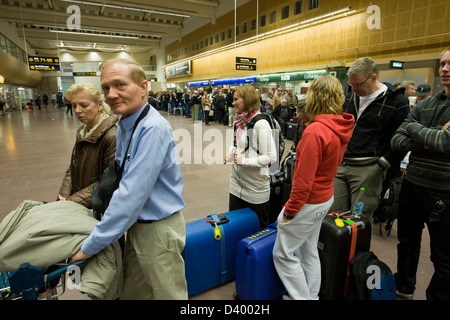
[198,105,203,121]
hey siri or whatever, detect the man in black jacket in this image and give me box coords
[273,98,293,136]
[214,90,226,124]
[183,90,191,118]
[391,46,450,300]
[147,91,157,109]
[330,57,409,224]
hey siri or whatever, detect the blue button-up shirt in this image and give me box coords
[81,104,185,255]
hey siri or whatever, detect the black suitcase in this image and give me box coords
[280,151,295,209]
[318,211,372,300]
[286,122,297,140]
[281,151,296,184]
[281,182,291,209]
[269,172,285,224]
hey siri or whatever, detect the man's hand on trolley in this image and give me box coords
[69,249,92,263]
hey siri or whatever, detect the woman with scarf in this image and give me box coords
[58,83,119,209]
[224,85,277,228]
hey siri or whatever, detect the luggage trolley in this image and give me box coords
[0,259,89,300]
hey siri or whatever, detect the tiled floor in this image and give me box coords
[0,106,432,300]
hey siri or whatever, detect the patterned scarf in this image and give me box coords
[235,109,260,142]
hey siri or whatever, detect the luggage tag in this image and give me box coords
[340,211,356,226]
[205,220,222,240]
[207,214,228,283]
[205,214,230,241]
[213,222,221,240]
[330,210,351,228]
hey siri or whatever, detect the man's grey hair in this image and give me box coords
[99,58,146,85]
[347,57,379,78]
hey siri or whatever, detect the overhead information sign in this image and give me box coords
[211,77,256,85]
[236,56,257,71]
[389,60,404,69]
[28,55,60,71]
[188,81,210,87]
[165,61,191,79]
[256,70,327,83]
[73,72,97,76]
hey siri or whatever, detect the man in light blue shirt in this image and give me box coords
[70,58,187,300]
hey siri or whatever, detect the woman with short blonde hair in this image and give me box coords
[65,83,111,115]
[305,75,344,125]
[58,83,119,209]
[234,84,261,113]
[225,84,277,228]
[273,75,355,300]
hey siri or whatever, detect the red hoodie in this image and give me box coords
[284,112,354,217]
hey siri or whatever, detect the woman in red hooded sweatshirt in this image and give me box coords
[273,75,355,300]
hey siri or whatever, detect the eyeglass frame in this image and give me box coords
[429,200,446,223]
[347,74,374,88]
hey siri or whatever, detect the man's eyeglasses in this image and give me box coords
[429,200,446,223]
[348,75,373,88]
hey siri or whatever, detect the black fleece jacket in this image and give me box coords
[343,82,409,167]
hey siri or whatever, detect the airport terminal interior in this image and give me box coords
[0,106,434,301]
[0,0,448,301]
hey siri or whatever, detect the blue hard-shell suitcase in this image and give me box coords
[235,223,285,300]
[184,208,260,296]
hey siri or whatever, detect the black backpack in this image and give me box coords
[235,113,285,172]
[348,251,397,300]
[375,176,404,236]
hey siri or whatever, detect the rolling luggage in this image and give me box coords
[286,122,297,140]
[184,208,260,296]
[269,172,285,224]
[282,151,296,184]
[235,223,285,300]
[318,210,372,300]
[280,151,295,208]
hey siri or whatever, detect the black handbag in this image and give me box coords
[91,105,150,220]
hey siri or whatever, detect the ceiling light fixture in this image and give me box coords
[33,24,162,39]
[61,0,192,18]
[49,29,140,39]
[300,7,352,25]
[56,43,125,51]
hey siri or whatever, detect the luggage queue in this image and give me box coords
[2,46,449,301]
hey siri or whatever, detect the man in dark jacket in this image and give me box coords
[391,46,450,300]
[214,90,225,124]
[147,91,158,109]
[330,57,409,224]
[273,98,293,136]
[183,90,191,118]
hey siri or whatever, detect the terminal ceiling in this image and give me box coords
[0,0,224,54]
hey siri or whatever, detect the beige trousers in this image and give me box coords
[120,211,188,300]
[330,162,387,224]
